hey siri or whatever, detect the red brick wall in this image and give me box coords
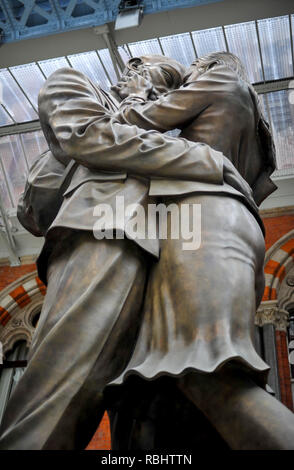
[263,214,294,251]
[0,263,37,291]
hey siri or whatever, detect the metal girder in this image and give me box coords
[0,0,223,42]
[94,23,125,78]
[254,78,294,94]
[0,0,223,44]
[0,120,41,137]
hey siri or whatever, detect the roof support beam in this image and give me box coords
[254,77,294,94]
[94,24,125,80]
[0,120,41,137]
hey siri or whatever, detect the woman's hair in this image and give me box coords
[192,51,250,84]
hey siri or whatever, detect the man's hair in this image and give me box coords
[125,55,186,89]
[192,51,250,84]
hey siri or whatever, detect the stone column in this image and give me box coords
[255,300,293,409]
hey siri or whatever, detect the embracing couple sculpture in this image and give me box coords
[1,51,294,450]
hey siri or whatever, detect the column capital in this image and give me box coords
[255,301,289,332]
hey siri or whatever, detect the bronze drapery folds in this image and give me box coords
[1,52,294,450]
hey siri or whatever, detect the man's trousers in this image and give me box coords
[0,231,147,450]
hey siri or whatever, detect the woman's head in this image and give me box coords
[183,51,250,84]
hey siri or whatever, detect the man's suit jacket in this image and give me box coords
[117,63,277,206]
[18,67,228,281]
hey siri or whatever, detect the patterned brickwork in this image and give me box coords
[0,275,47,330]
[276,330,294,410]
[0,264,37,291]
[263,237,294,301]
[263,215,294,251]
[262,215,294,410]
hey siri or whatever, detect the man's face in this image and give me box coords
[111,56,185,101]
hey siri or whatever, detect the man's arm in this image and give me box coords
[38,67,224,185]
[115,64,235,132]
[114,66,257,207]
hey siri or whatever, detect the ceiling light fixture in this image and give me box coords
[115,0,144,31]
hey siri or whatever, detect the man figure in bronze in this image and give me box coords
[0,58,241,450]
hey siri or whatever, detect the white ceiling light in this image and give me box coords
[115,0,144,31]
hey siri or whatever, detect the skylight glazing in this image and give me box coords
[224,21,264,83]
[38,57,70,78]
[128,38,162,58]
[159,33,196,66]
[191,27,227,57]
[257,16,293,81]
[67,51,111,89]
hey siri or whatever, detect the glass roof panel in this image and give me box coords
[159,33,196,66]
[128,38,162,57]
[38,57,70,78]
[21,130,48,168]
[264,89,294,175]
[0,164,13,210]
[257,16,293,81]
[224,21,263,83]
[68,51,110,89]
[0,105,14,126]
[258,93,270,122]
[9,63,46,110]
[0,134,28,207]
[97,48,118,85]
[191,26,226,57]
[0,69,38,122]
[118,46,131,64]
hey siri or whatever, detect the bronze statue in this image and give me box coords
[0,59,242,450]
[106,52,294,450]
[1,51,294,450]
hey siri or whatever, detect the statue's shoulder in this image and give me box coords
[39,66,112,110]
[40,67,91,94]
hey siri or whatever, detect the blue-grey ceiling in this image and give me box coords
[0,0,223,43]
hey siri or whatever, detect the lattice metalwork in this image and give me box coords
[0,0,223,43]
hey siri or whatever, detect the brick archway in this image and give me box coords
[263,230,294,301]
[0,271,46,354]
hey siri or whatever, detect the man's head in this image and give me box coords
[183,51,250,84]
[125,55,186,94]
[111,55,187,100]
